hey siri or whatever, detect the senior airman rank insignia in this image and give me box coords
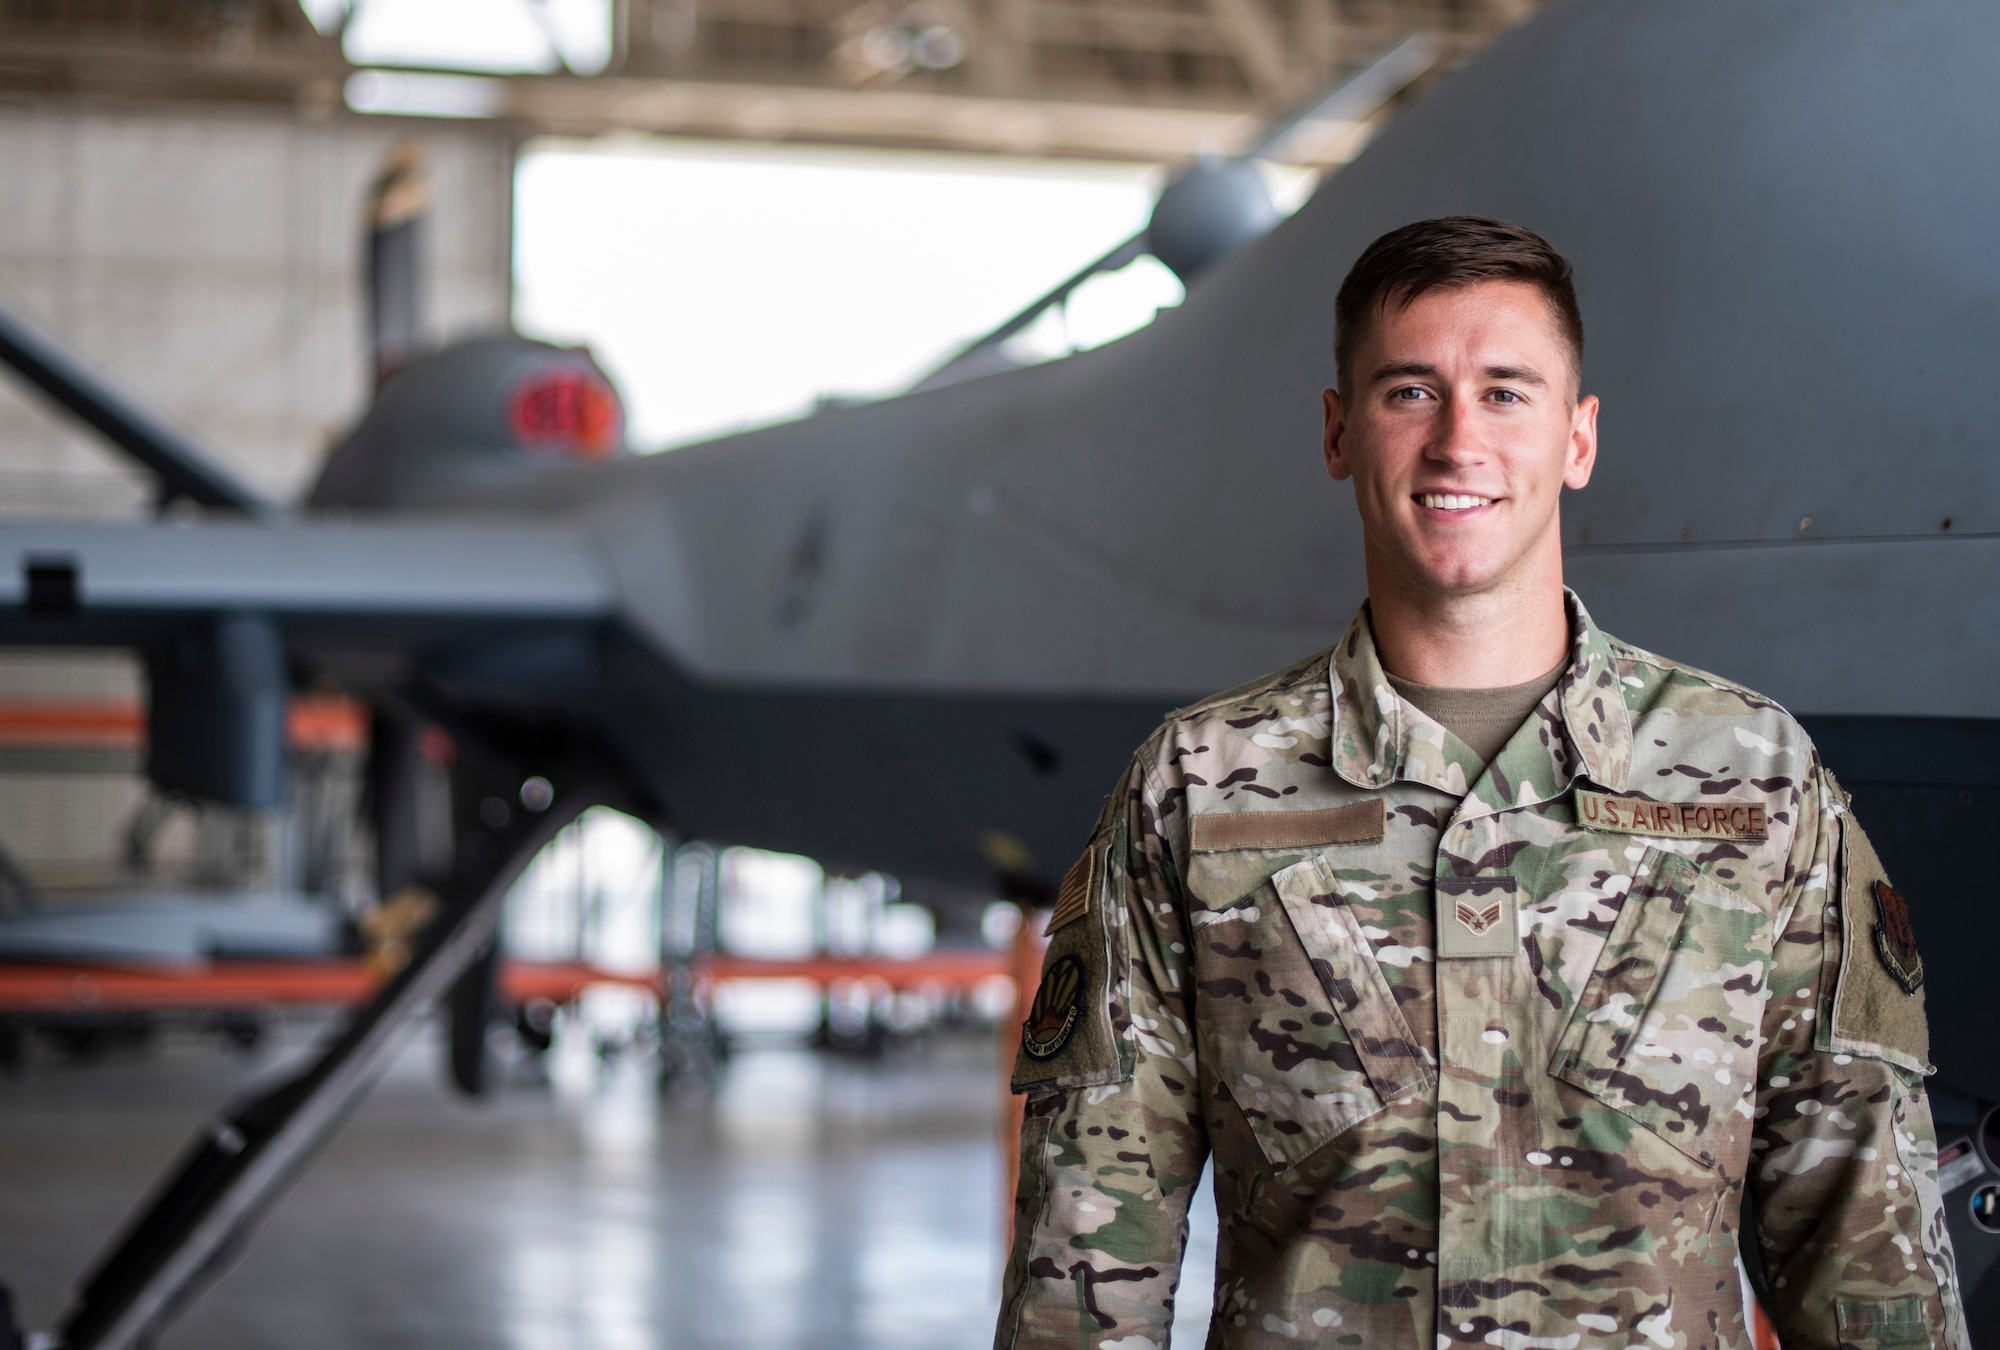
[1436,875,1517,958]
[1455,898,1502,935]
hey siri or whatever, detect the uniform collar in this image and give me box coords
[1324,588,1632,801]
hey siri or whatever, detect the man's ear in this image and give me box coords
[1322,387,1353,482]
[1563,393,1600,491]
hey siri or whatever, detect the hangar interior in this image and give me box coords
[0,2,1551,1347]
[12,3,1991,1350]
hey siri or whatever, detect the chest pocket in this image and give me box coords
[1550,846,1770,1167]
[1188,850,1430,1174]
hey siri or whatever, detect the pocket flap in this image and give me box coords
[1270,857,1431,1103]
[1197,851,1426,1175]
[1550,847,1766,1166]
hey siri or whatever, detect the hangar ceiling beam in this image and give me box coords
[971,0,1034,94]
[1292,0,1340,82]
[0,0,1544,163]
[1202,0,1303,106]
[501,74,1259,162]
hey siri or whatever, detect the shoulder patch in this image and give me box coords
[1020,954,1084,1058]
[1189,800,1384,852]
[1830,811,1931,1075]
[1011,820,1131,1095]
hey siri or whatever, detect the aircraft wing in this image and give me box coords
[0,518,615,644]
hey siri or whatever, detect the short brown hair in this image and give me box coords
[1333,216,1583,395]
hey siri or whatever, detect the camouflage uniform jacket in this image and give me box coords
[998,592,1966,1350]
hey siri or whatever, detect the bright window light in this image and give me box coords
[297,0,347,33]
[505,807,662,972]
[1064,256,1186,355]
[344,70,503,118]
[719,848,823,960]
[342,0,610,75]
[514,138,1181,451]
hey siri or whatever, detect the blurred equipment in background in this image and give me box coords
[368,143,433,388]
[829,1,969,86]
[329,143,630,511]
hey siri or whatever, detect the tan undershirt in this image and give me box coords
[1384,659,1568,766]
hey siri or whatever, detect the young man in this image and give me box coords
[995,217,1967,1350]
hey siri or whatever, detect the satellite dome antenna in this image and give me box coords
[914,34,1439,389]
[1145,154,1282,283]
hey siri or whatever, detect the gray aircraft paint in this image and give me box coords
[448,0,2000,718]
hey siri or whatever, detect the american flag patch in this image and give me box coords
[1045,845,1099,935]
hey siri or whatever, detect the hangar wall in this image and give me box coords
[0,105,515,512]
[0,106,515,884]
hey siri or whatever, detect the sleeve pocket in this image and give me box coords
[1011,828,1129,1096]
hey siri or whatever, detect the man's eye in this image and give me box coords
[1392,387,1430,402]
[1490,389,1522,404]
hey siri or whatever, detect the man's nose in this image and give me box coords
[1424,392,1487,463]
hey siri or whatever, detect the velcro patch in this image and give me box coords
[1830,810,1930,1074]
[1576,790,1768,842]
[1189,800,1384,853]
[1435,875,1518,959]
[1010,820,1128,1095]
[1044,845,1099,936]
[1835,1297,1928,1348]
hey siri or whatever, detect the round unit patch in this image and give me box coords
[1021,954,1085,1060]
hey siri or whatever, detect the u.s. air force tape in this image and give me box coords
[1575,789,1768,842]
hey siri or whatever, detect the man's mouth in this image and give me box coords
[1415,492,1496,512]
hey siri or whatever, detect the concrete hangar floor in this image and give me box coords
[0,1021,1220,1348]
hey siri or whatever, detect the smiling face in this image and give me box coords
[1322,279,1599,606]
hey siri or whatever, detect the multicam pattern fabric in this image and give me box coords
[997,592,1966,1350]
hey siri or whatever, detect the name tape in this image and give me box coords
[1576,789,1768,842]
[1189,800,1385,853]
